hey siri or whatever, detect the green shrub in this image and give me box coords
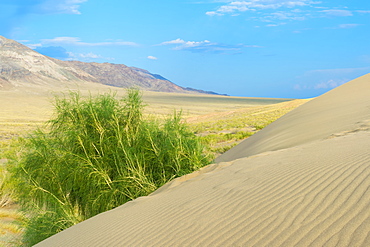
[9,89,211,245]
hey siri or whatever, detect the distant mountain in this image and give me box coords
[0,36,94,88]
[0,36,223,95]
[183,87,228,96]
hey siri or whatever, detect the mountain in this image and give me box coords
[0,36,93,88]
[0,36,221,94]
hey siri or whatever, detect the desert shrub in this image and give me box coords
[9,89,211,245]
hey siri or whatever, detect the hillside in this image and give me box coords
[0,36,217,94]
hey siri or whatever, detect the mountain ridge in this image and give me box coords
[0,36,224,95]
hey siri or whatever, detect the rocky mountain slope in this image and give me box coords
[0,36,218,94]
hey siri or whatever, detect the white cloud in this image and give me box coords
[26,43,43,49]
[160,38,187,45]
[337,23,360,29]
[294,67,370,91]
[206,11,223,16]
[206,1,368,27]
[79,52,101,59]
[357,10,370,14]
[147,56,158,60]
[39,0,88,15]
[159,38,260,54]
[173,40,212,50]
[266,11,306,21]
[326,23,361,29]
[0,0,88,15]
[160,39,212,50]
[40,37,138,47]
[320,9,353,17]
[207,0,321,16]
[307,67,370,75]
[294,79,346,91]
[314,79,345,89]
[67,51,113,61]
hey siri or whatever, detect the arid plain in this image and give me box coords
[32,73,370,247]
[0,81,307,246]
[0,81,302,143]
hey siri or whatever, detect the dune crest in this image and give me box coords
[216,73,370,162]
[36,73,370,246]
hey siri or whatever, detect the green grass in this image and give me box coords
[7,89,211,246]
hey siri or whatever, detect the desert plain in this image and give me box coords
[0,79,307,245]
[1,73,369,246]
[22,73,370,246]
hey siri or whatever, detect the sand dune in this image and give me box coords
[36,73,370,246]
[216,73,370,163]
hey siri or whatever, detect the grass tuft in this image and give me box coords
[8,89,211,246]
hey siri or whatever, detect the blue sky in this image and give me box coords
[1,0,370,98]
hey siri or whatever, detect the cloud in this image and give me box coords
[147,56,158,60]
[31,44,112,61]
[78,52,102,59]
[38,37,138,47]
[325,23,361,29]
[160,38,186,45]
[160,38,260,54]
[313,79,346,89]
[357,10,370,14]
[206,1,369,27]
[294,67,370,91]
[307,67,370,75]
[0,0,87,35]
[32,45,111,61]
[206,0,321,16]
[264,11,307,21]
[0,0,88,15]
[320,9,353,17]
[294,79,346,91]
[67,51,115,61]
[337,23,360,29]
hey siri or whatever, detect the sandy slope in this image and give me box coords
[216,73,370,162]
[36,73,370,246]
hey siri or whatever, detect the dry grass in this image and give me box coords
[186,99,310,156]
[0,88,291,140]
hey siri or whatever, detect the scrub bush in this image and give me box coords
[10,89,210,245]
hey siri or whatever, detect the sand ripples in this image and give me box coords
[37,131,370,247]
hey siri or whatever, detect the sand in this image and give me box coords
[216,73,370,163]
[36,73,370,246]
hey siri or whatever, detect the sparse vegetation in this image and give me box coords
[7,89,211,246]
[188,99,309,156]
[0,150,24,246]
[0,89,309,246]
[0,167,13,208]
